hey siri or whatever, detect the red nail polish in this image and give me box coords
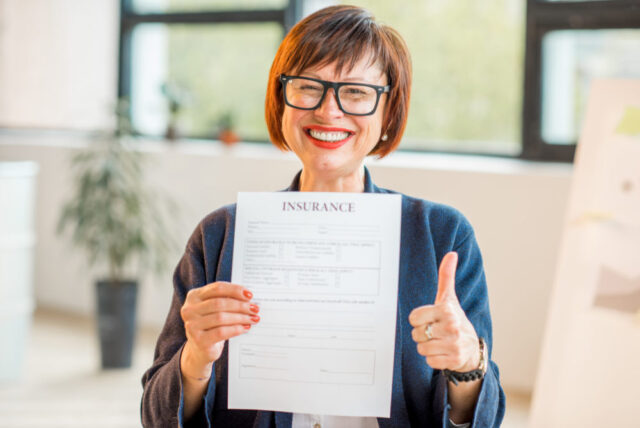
[250,304,260,313]
[243,290,253,299]
[243,324,251,330]
[250,315,260,323]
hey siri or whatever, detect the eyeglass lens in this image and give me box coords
[285,77,378,115]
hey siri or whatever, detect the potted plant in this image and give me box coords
[161,81,189,141]
[57,100,174,368]
[216,110,240,146]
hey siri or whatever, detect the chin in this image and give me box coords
[305,155,360,177]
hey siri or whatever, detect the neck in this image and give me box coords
[299,166,365,193]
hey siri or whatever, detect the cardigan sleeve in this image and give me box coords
[440,221,506,428]
[141,237,218,427]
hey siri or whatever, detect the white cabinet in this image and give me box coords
[0,161,38,381]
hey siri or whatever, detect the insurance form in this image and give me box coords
[228,192,401,417]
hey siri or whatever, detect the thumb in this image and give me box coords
[435,251,458,304]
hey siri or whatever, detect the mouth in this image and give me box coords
[303,125,354,149]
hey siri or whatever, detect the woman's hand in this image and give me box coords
[409,252,480,373]
[179,282,260,380]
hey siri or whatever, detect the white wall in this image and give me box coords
[0,0,573,393]
[0,0,117,129]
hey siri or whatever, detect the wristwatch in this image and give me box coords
[443,337,488,386]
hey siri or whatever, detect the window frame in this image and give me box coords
[522,0,640,162]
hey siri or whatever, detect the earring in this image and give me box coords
[381,134,388,141]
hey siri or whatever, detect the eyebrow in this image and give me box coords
[300,72,385,84]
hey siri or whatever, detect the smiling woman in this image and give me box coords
[265,7,412,160]
[141,5,505,428]
[263,6,411,192]
[279,57,390,189]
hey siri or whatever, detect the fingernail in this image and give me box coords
[243,324,251,330]
[250,304,260,313]
[250,315,260,323]
[243,290,253,299]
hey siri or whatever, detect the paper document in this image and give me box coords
[229,192,401,417]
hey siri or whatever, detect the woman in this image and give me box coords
[142,5,505,428]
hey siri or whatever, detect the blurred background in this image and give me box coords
[0,0,639,426]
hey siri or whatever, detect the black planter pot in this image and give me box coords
[96,280,138,369]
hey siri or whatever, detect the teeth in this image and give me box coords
[309,129,350,142]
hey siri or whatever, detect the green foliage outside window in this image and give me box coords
[352,0,524,153]
[166,23,282,140]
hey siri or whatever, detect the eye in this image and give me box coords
[341,86,374,99]
[300,84,323,92]
[344,88,367,95]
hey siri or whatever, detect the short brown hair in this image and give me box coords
[265,5,412,157]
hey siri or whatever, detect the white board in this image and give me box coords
[529,80,640,428]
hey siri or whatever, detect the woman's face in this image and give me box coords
[281,55,388,181]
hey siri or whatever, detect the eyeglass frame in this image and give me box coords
[279,74,390,116]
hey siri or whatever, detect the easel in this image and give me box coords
[530,80,640,427]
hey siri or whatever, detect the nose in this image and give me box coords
[314,88,344,119]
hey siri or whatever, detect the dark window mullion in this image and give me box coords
[118,0,134,100]
[531,0,640,30]
[122,9,286,26]
[522,0,545,161]
[284,0,304,32]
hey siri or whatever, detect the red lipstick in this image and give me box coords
[303,125,354,150]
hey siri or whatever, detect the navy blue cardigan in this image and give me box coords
[141,168,506,427]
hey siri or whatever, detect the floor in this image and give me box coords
[0,309,531,427]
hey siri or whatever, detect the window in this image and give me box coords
[343,0,525,156]
[119,0,300,141]
[129,23,282,140]
[540,29,640,145]
[119,0,640,161]
[523,0,640,161]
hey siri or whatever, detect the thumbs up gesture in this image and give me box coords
[409,252,481,373]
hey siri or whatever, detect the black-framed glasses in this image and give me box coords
[280,74,390,116]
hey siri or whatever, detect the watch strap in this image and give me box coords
[443,337,488,386]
